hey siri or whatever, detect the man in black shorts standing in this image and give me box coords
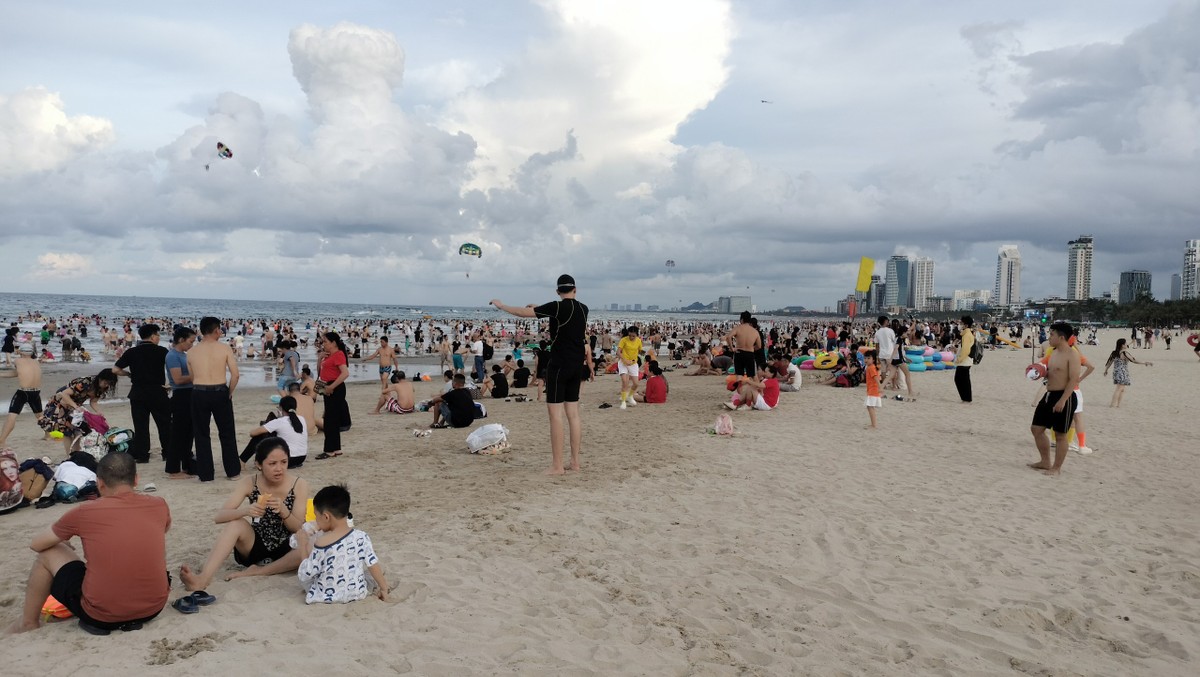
[1029,321,1081,476]
[492,274,592,475]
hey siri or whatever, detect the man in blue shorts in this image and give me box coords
[491,274,592,475]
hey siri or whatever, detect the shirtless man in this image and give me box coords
[370,372,416,415]
[1029,321,1082,476]
[189,316,240,482]
[362,336,397,390]
[724,311,762,379]
[0,345,42,448]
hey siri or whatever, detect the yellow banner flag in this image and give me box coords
[855,257,874,293]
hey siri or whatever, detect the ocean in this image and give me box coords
[0,292,749,327]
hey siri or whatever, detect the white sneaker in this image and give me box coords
[1076,446,1093,455]
[627,397,636,407]
[1068,443,1080,452]
[722,401,737,410]
[620,400,627,410]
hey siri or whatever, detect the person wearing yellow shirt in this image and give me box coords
[953,316,975,403]
[616,326,642,410]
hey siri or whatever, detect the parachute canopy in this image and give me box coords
[205,141,233,171]
[665,259,675,268]
[458,243,482,258]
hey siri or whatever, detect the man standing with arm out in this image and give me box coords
[189,317,240,482]
[0,345,42,449]
[491,274,592,476]
[113,323,170,464]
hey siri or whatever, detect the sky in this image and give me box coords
[1,0,1197,311]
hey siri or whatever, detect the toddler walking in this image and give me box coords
[297,484,389,604]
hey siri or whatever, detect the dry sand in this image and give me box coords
[0,329,1196,675]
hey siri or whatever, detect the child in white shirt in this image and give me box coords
[296,484,389,604]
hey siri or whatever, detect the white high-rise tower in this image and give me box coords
[912,258,935,310]
[1067,235,1094,300]
[995,245,1021,307]
[1183,239,1200,300]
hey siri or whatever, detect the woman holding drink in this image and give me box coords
[179,437,311,594]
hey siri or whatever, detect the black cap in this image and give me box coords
[556,274,575,293]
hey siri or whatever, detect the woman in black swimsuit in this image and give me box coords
[179,437,310,592]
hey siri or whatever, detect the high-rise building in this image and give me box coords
[994,245,1021,306]
[912,257,934,310]
[1067,235,1094,300]
[952,289,992,311]
[1183,239,1200,300]
[1171,273,1182,301]
[884,255,912,308]
[728,296,752,314]
[1118,270,1151,304]
[866,275,883,312]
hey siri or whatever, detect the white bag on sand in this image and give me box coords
[467,424,509,454]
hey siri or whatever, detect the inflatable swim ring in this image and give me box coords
[908,361,927,372]
[813,354,839,370]
[1189,334,1200,347]
[1025,363,1047,381]
[799,360,815,370]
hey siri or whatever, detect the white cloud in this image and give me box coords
[0,87,114,177]
[34,252,93,278]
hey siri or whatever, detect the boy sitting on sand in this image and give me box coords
[296,484,389,604]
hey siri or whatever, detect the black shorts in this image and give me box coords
[890,357,903,366]
[9,389,42,414]
[51,560,162,631]
[543,363,582,404]
[733,350,757,377]
[1032,390,1076,434]
[233,532,293,567]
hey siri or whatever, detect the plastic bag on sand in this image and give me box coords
[708,414,734,436]
[467,424,510,454]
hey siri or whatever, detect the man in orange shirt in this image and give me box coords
[7,452,171,635]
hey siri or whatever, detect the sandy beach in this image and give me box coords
[0,329,1196,675]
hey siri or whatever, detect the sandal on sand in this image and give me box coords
[430,422,449,429]
[172,597,200,614]
[598,402,612,409]
[187,590,217,606]
[315,453,335,460]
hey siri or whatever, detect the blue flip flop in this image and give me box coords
[189,591,217,606]
[172,597,199,614]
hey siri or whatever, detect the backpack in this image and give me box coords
[104,428,135,454]
[969,339,983,365]
[482,342,494,360]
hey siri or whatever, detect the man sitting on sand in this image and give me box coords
[7,452,170,635]
[723,366,780,411]
[429,374,476,429]
[371,372,416,415]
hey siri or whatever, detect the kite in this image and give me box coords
[458,242,482,277]
[205,142,233,171]
[665,259,675,272]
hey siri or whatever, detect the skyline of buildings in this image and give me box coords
[1066,235,1094,301]
[884,255,912,309]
